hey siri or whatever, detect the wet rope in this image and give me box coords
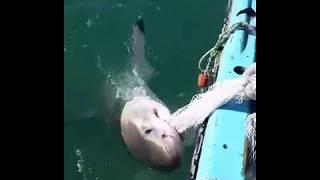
[246,113,256,161]
[242,63,256,162]
[236,63,256,102]
[198,22,256,75]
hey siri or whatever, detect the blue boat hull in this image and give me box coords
[194,0,256,179]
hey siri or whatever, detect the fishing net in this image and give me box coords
[246,112,256,161]
[169,63,256,134]
[169,77,247,133]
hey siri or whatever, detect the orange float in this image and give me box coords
[197,72,209,88]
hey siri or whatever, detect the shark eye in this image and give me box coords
[153,109,159,118]
[145,129,152,134]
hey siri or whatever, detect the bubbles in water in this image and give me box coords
[97,54,101,61]
[123,42,131,53]
[95,11,100,19]
[75,149,82,156]
[96,53,108,76]
[96,54,102,68]
[81,44,88,48]
[115,3,123,7]
[113,71,146,101]
[156,6,161,10]
[115,89,121,99]
[75,149,84,173]
[177,93,185,97]
[75,148,97,180]
[86,19,93,28]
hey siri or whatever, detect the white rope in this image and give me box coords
[169,63,256,133]
[246,113,256,161]
[243,63,256,100]
[242,63,256,162]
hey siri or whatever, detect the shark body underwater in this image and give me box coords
[120,18,184,169]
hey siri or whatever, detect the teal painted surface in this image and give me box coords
[196,0,256,179]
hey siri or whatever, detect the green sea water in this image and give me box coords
[64,0,226,179]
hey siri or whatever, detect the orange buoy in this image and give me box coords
[197,72,209,88]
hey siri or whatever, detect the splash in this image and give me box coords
[96,17,160,105]
[103,68,160,104]
[86,18,93,28]
[96,53,159,105]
